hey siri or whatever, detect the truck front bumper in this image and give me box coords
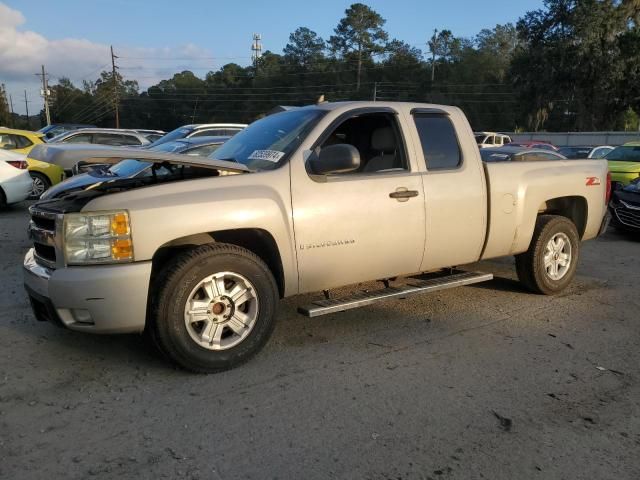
[23,249,152,334]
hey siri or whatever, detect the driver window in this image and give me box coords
[316,113,408,174]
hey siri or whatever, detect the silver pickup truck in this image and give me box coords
[24,102,610,372]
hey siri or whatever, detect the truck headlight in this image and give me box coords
[64,211,134,264]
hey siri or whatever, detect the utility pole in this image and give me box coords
[430,29,438,83]
[8,93,14,127]
[251,33,262,76]
[24,90,30,122]
[191,98,199,123]
[35,65,51,126]
[111,45,120,128]
[373,82,378,101]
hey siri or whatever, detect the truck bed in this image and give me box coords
[480,159,608,260]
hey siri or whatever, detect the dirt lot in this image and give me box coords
[1,201,639,480]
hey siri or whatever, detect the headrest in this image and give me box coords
[371,127,395,152]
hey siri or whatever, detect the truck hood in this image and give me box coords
[77,149,250,173]
[607,160,640,173]
[34,151,250,213]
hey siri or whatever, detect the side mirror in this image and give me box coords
[309,144,360,175]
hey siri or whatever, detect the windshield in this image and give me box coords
[480,150,511,162]
[605,145,640,162]
[209,108,326,170]
[147,127,193,148]
[623,177,640,192]
[150,141,188,153]
[108,159,151,177]
[475,134,487,144]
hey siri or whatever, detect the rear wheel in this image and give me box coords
[29,172,50,200]
[150,243,279,373]
[0,188,6,209]
[516,215,580,295]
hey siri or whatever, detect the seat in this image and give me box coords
[363,127,398,172]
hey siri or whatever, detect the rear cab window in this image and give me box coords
[412,113,462,170]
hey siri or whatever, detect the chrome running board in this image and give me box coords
[298,271,493,318]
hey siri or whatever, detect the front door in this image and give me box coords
[290,110,426,293]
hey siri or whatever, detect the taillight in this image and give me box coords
[605,171,611,204]
[6,160,27,169]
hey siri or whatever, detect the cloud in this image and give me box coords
[0,2,217,113]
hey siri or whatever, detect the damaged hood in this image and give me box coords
[78,148,251,173]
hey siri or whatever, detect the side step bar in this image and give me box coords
[298,271,493,318]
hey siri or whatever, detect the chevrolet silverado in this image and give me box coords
[24,102,610,372]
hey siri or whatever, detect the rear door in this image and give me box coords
[408,110,487,271]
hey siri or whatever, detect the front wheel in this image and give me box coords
[515,215,580,295]
[149,243,279,373]
[29,172,50,200]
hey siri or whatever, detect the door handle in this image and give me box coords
[389,188,419,200]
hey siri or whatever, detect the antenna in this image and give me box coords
[251,33,263,70]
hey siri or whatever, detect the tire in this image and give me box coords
[29,172,50,200]
[149,243,279,373]
[515,215,580,295]
[0,187,6,209]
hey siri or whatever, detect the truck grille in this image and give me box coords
[29,206,61,269]
[615,207,640,229]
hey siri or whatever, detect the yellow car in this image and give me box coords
[26,158,66,199]
[606,142,640,188]
[0,128,45,154]
[0,128,65,198]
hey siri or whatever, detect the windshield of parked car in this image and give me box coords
[108,159,152,177]
[623,177,640,192]
[146,127,193,148]
[150,141,188,153]
[479,150,511,162]
[605,145,640,162]
[209,109,326,171]
[475,134,488,144]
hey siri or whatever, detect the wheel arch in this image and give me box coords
[537,195,588,239]
[150,228,286,298]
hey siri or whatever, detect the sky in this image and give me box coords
[1,0,544,115]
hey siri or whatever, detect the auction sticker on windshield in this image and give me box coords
[248,150,285,162]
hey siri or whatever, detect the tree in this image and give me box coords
[283,27,326,68]
[511,0,640,131]
[0,84,11,127]
[329,3,389,89]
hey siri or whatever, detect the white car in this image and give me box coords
[475,132,512,148]
[0,150,32,208]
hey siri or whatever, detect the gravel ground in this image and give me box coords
[1,201,639,480]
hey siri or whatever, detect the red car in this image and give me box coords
[509,141,558,151]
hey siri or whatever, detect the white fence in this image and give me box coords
[506,132,640,147]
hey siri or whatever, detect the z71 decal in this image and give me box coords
[585,177,601,186]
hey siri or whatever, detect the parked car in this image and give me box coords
[509,141,559,151]
[133,129,166,143]
[0,150,32,207]
[480,146,567,162]
[48,128,152,147]
[0,128,45,154]
[41,137,230,199]
[26,156,66,199]
[604,142,640,188]
[24,101,609,373]
[588,146,614,159]
[38,124,96,140]
[609,178,640,233]
[474,132,512,148]
[558,146,615,159]
[148,123,247,147]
